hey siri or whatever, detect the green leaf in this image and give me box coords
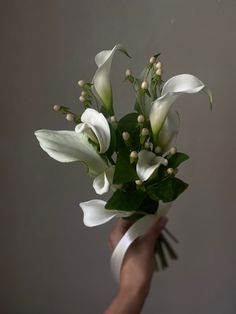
[147,177,189,202]
[167,152,189,168]
[118,112,139,133]
[105,189,146,212]
[113,149,138,184]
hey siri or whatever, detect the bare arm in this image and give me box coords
[104,217,168,314]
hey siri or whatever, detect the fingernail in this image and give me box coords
[158,217,168,228]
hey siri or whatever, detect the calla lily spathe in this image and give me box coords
[136,150,167,182]
[92,166,115,195]
[92,44,129,115]
[80,199,133,227]
[34,130,107,176]
[150,74,213,143]
[75,108,110,153]
[158,110,180,150]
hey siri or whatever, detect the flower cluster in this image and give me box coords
[35,44,212,269]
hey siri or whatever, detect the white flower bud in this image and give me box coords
[137,114,145,123]
[122,131,130,141]
[144,142,151,149]
[167,168,174,175]
[155,61,162,69]
[66,113,74,121]
[81,91,87,97]
[78,80,85,87]
[125,69,132,77]
[141,80,148,90]
[170,147,177,155]
[156,68,162,76]
[130,151,138,159]
[135,180,142,186]
[141,128,149,136]
[154,146,162,154]
[163,159,168,166]
[79,95,85,103]
[53,105,60,112]
[110,116,117,122]
[149,56,156,64]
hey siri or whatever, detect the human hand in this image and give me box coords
[105,216,168,314]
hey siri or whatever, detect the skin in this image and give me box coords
[104,216,168,314]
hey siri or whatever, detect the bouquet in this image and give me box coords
[35,44,212,280]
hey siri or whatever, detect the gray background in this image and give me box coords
[1,0,236,313]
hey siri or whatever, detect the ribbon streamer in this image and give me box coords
[111,203,172,281]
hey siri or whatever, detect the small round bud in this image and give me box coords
[135,180,142,186]
[79,95,85,103]
[155,61,162,69]
[122,131,130,141]
[141,128,149,136]
[137,114,145,123]
[163,159,168,166]
[125,69,132,77]
[149,56,156,64]
[170,147,177,155]
[154,146,162,154]
[167,168,174,175]
[130,151,138,159]
[156,68,162,76]
[78,80,85,87]
[66,113,74,121]
[141,80,148,90]
[81,91,87,97]
[111,116,117,123]
[53,105,60,112]
[144,142,151,149]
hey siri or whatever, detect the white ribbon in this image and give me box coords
[111,203,171,281]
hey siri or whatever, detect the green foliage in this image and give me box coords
[147,177,189,202]
[105,189,146,212]
[113,149,138,184]
[167,152,189,168]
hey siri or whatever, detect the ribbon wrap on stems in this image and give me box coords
[111,203,172,282]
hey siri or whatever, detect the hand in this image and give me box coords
[105,216,168,314]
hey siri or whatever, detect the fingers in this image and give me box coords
[144,217,168,248]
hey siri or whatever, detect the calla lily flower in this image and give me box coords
[150,74,212,143]
[158,110,180,150]
[80,199,133,227]
[34,130,107,176]
[92,44,129,115]
[136,150,167,182]
[75,108,110,154]
[92,166,115,195]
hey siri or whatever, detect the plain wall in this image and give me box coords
[1,0,236,313]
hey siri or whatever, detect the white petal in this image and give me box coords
[92,44,128,114]
[76,108,110,153]
[158,110,180,150]
[92,166,115,195]
[137,150,167,181]
[34,129,107,176]
[80,199,132,227]
[150,74,212,142]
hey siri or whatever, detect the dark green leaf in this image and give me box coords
[147,177,189,202]
[105,189,146,212]
[167,152,189,168]
[113,149,138,184]
[118,112,139,133]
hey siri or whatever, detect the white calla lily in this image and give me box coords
[92,44,129,115]
[80,199,133,227]
[34,130,107,176]
[136,150,167,182]
[75,108,110,153]
[93,166,115,195]
[150,74,212,143]
[158,110,180,150]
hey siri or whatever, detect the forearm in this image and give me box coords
[104,285,149,314]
